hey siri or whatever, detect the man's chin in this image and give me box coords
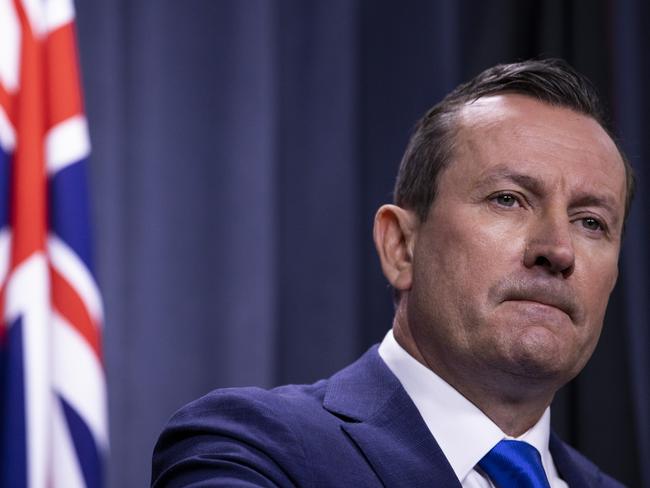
[503,334,580,384]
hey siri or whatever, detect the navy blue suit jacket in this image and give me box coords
[152,346,625,487]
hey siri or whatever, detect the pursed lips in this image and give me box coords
[501,289,578,322]
[507,298,569,317]
[488,278,581,323]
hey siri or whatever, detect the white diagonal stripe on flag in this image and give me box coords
[46,115,91,176]
[44,0,75,34]
[52,311,109,449]
[51,396,86,488]
[0,0,20,91]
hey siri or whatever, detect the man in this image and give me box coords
[152,59,633,487]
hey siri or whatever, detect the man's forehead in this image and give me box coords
[454,94,624,172]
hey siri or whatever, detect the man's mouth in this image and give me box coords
[505,298,570,318]
[496,283,578,322]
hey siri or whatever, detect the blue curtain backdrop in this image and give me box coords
[74,1,648,487]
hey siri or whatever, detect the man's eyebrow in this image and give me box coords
[475,168,546,195]
[571,193,621,224]
[476,167,622,224]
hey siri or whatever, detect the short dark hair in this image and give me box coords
[394,58,636,224]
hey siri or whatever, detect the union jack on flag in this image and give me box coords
[0,0,107,487]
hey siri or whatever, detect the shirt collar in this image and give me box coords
[378,329,553,482]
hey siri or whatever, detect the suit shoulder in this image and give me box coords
[172,381,328,427]
[152,382,327,487]
[558,441,627,488]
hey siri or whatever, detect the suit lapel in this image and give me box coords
[549,432,593,488]
[323,347,461,488]
[321,347,606,488]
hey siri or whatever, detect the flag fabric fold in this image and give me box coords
[0,0,107,486]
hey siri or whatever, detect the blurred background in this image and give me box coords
[72,0,648,486]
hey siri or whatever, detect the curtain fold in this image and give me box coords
[613,1,650,486]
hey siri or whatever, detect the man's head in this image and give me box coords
[373,59,633,414]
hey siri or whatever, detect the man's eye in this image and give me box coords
[493,194,518,207]
[582,217,604,232]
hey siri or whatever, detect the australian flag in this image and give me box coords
[0,0,107,486]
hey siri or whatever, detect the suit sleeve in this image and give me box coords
[151,389,308,487]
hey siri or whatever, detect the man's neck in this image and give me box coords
[392,314,556,437]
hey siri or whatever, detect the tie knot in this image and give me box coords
[478,440,551,488]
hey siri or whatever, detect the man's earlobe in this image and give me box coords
[373,205,418,291]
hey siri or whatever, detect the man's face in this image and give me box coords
[407,94,627,393]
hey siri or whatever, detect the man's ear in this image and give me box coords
[373,204,419,291]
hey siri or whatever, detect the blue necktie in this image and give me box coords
[478,440,551,488]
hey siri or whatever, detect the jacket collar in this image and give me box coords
[323,346,600,488]
[323,346,462,488]
[549,432,598,488]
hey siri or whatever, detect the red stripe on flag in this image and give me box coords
[50,265,103,363]
[45,23,83,130]
[10,0,47,270]
[0,82,16,128]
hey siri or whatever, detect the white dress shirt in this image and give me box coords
[378,329,568,488]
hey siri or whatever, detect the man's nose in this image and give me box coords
[523,210,575,278]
